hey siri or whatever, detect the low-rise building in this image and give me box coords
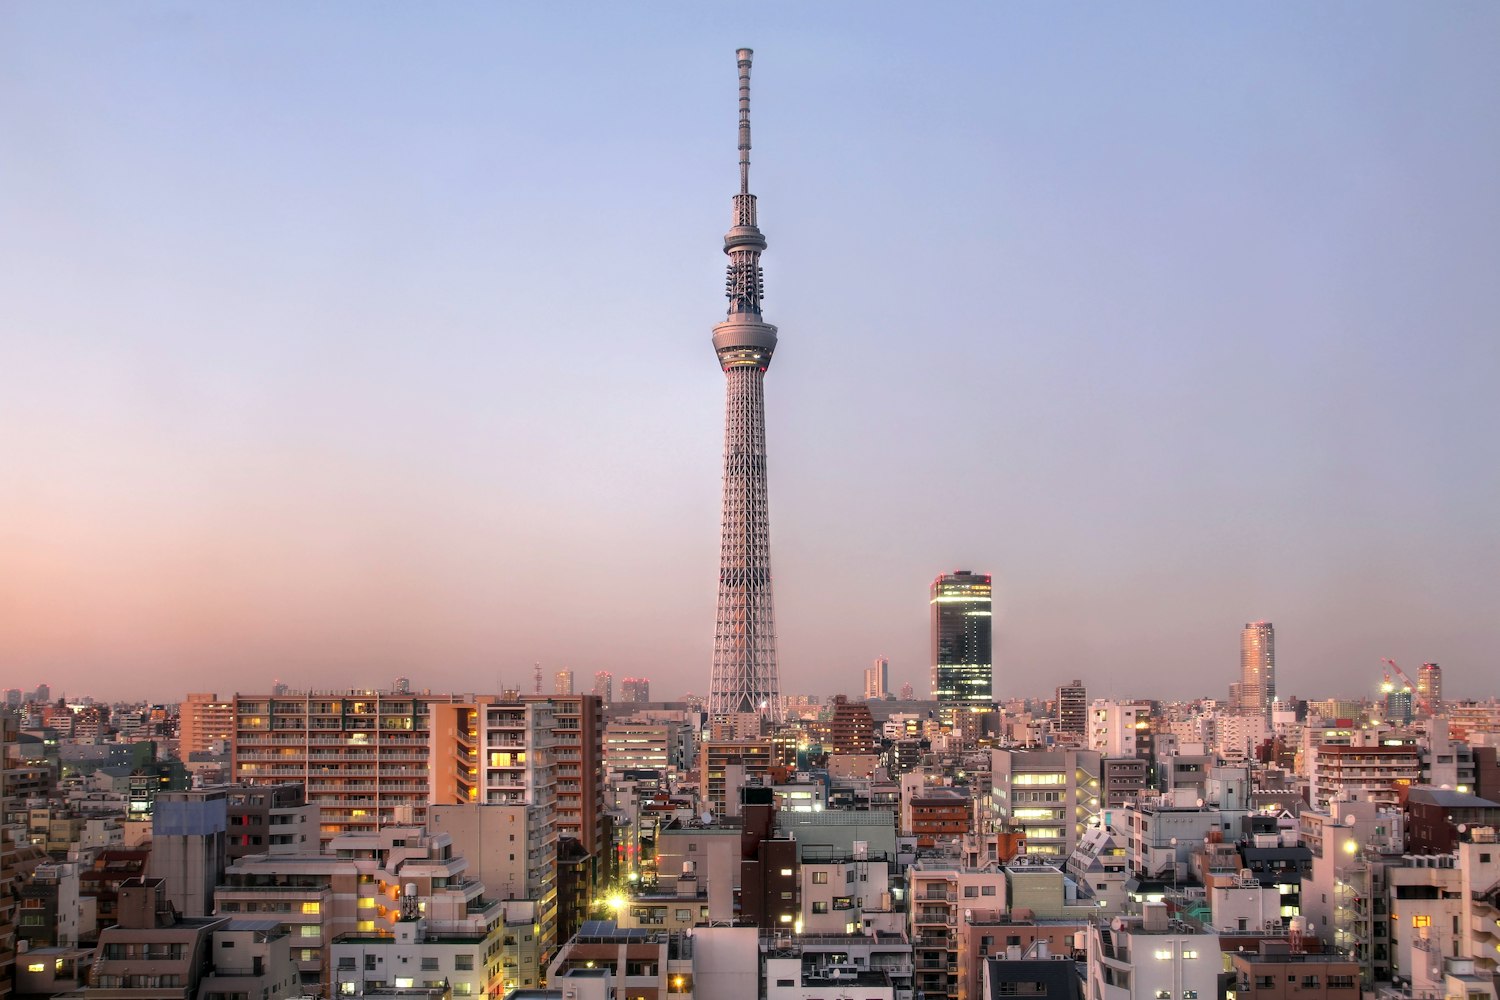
[87,876,227,998]
[1084,903,1221,1000]
[1227,947,1360,1000]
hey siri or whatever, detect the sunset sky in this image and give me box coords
[3,4,1497,703]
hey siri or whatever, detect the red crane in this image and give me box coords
[1380,657,1432,715]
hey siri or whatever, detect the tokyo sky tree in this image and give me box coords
[707,49,783,726]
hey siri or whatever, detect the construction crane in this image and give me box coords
[1380,658,1433,716]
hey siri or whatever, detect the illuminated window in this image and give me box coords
[27,964,45,973]
[1154,948,1174,960]
[300,925,320,938]
[1182,949,1198,959]
[1412,915,1431,928]
[302,901,321,914]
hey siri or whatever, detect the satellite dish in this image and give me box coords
[1344,814,1357,827]
[1458,824,1468,833]
[701,810,713,824]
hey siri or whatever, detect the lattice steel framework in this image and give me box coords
[707,49,783,725]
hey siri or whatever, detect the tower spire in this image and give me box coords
[724,48,768,320]
[738,47,753,196]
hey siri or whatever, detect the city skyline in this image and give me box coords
[3,6,1498,703]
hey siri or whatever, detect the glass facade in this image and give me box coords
[930,571,993,703]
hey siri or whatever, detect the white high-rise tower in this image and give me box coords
[1237,621,1275,719]
[707,49,783,726]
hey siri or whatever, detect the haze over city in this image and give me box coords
[3,4,1497,703]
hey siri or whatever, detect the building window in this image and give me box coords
[1412,915,1431,928]
[964,886,979,898]
[421,958,439,971]
[1156,991,1171,999]
[982,885,996,896]
[1182,949,1197,959]
[812,902,828,913]
[302,901,320,914]
[813,872,828,884]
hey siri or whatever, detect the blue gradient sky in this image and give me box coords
[3,4,1497,704]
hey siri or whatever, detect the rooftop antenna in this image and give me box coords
[737,47,753,197]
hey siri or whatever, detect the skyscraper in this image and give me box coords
[930,571,993,703]
[593,671,613,706]
[864,657,890,700]
[1236,621,1276,719]
[1417,662,1442,714]
[707,49,783,726]
[555,669,574,696]
[620,677,650,703]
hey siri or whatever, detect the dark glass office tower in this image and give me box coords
[930,571,993,703]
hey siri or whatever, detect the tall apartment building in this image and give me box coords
[620,677,650,703]
[700,739,774,818]
[179,693,236,755]
[233,691,468,842]
[909,857,1010,1000]
[525,694,607,870]
[232,691,602,856]
[1235,621,1276,719]
[865,657,890,700]
[1055,680,1087,739]
[1416,662,1443,714]
[593,671,613,706]
[825,695,878,756]
[554,670,574,696]
[931,571,993,703]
